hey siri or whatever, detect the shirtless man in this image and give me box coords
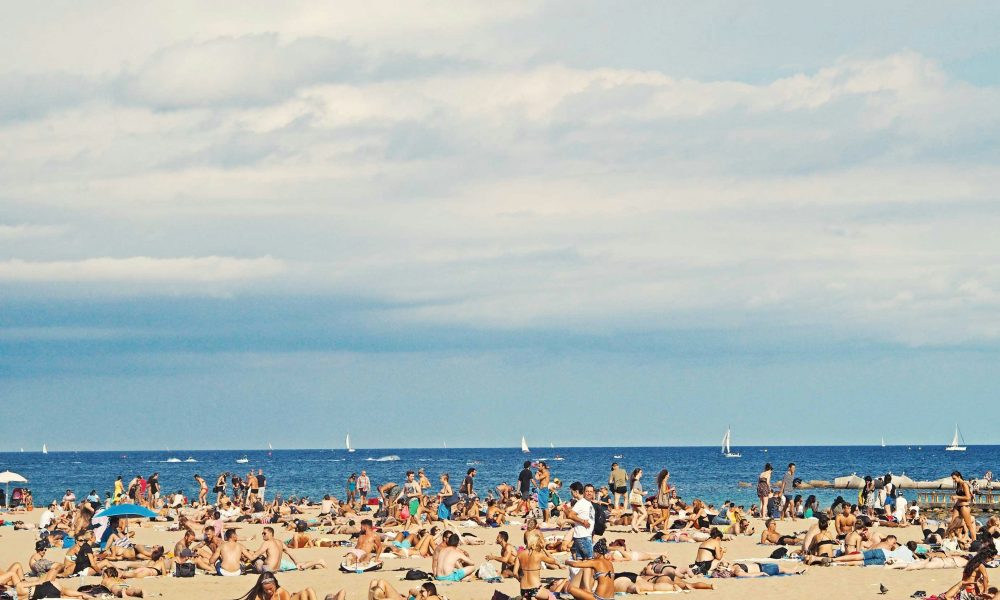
[174,529,213,572]
[760,519,802,546]
[836,505,857,537]
[485,531,516,577]
[210,528,252,576]
[252,527,285,573]
[434,532,477,582]
[345,519,383,567]
[246,472,259,508]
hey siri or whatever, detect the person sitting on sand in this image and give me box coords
[835,504,857,537]
[433,532,478,582]
[210,528,253,576]
[13,564,94,599]
[760,518,803,546]
[235,572,318,600]
[942,545,996,600]
[253,527,326,573]
[485,531,517,577]
[514,531,562,599]
[343,519,382,568]
[368,580,440,600]
[714,560,806,577]
[803,514,840,564]
[28,540,56,577]
[566,539,616,600]
[692,528,726,575]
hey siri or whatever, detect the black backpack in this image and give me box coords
[593,504,609,536]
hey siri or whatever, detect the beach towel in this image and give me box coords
[339,559,382,573]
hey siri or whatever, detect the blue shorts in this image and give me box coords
[759,562,780,577]
[436,568,466,582]
[862,549,886,566]
[571,537,594,560]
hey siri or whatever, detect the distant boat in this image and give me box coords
[550,442,554,449]
[19,448,24,453]
[346,434,355,453]
[443,441,447,449]
[42,443,48,454]
[166,457,182,463]
[268,442,273,450]
[553,455,564,461]
[945,425,967,451]
[881,437,886,448]
[184,457,197,463]
[721,427,741,458]
[236,455,249,464]
[521,436,530,454]
[613,454,624,459]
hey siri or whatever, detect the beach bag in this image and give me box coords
[404,569,431,580]
[491,592,512,600]
[477,563,500,580]
[175,562,196,577]
[593,504,608,536]
[628,490,643,505]
[770,547,788,559]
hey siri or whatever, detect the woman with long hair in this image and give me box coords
[946,471,977,540]
[756,464,773,518]
[234,573,317,600]
[628,468,647,533]
[943,544,995,599]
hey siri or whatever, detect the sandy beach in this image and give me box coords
[0,506,969,600]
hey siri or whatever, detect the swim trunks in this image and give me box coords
[758,562,780,577]
[279,558,296,571]
[436,568,466,582]
[862,549,886,566]
[216,563,242,576]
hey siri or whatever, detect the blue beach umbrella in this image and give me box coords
[94,503,158,519]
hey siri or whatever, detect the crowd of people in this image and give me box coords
[0,461,998,600]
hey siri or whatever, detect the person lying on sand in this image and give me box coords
[235,572,317,600]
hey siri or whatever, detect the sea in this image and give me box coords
[1,446,995,510]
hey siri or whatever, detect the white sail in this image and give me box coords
[946,425,967,451]
[42,443,48,454]
[721,427,741,458]
[550,442,554,448]
[268,442,273,450]
[881,437,886,448]
[346,433,355,453]
[521,435,530,453]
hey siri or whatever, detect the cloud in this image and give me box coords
[0,256,286,283]
[0,224,69,240]
[0,71,94,121]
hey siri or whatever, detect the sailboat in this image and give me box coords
[881,437,886,448]
[550,442,554,449]
[346,434,355,453]
[268,442,273,450]
[521,435,530,454]
[945,425,967,451]
[721,427,741,458]
[42,443,48,454]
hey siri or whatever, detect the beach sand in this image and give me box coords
[0,510,963,599]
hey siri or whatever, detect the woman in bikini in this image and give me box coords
[943,544,995,600]
[194,475,208,506]
[13,564,94,599]
[215,473,228,504]
[627,468,647,533]
[947,471,977,540]
[94,567,144,598]
[566,539,616,600]
[119,546,168,579]
[514,532,561,599]
[803,514,840,565]
[235,572,318,600]
[692,528,726,575]
[757,463,773,518]
[716,561,806,577]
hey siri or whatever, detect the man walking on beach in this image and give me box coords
[357,470,370,507]
[779,463,796,520]
[461,468,476,500]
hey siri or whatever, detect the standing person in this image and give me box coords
[346,474,357,506]
[246,471,259,508]
[628,468,647,533]
[113,476,125,504]
[357,471,371,507]
[403,471,423,521]
[608,463,627,512]
[148,473,160,504]
[948,471,977,539]
[517,461,534,514]
[779,463,796,520]
[756,463,773,518]
[418,469,432,491]
[257,469,266,503]
[194,474,208,506]
[563,482,595,560]
[535,462,551,493]
[649,469,672,530]
[214,473,228,505]
[460,468,476,500]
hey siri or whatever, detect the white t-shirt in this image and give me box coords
[571,498,595,539]
[893,496,908,521]
[39,509,56,529]
[884,546,915,564]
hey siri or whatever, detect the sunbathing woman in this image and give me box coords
[14,564,93,599]
[118,546,169,579]
[803,514,840,565]
[368,581,440,600]
[692,529,726,575]
[0,562,26,587]
[514,532,561,599]
[604,541,673,562]
[716,561,806,577]
[92,567,144,598]
[566,540,616,600]
[236,572,318,600]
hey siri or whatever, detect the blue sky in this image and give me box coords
[1,2,999,450]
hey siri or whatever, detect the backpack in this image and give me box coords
[593,503,609,536]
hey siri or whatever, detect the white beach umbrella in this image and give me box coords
[0,471,28,508]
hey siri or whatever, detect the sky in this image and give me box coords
[2,2,999,450]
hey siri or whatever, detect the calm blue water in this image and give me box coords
[1,446,996,510]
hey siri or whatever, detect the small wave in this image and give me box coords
[367,455,401,462]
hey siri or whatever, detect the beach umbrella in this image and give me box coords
[0,471,28,508]
[93,503,158,519]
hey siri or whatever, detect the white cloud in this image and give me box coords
[0,256,286,283]
[0,224,69,239]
